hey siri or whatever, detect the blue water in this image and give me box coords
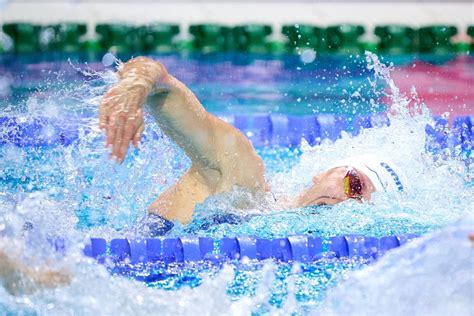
[0,52,394,116]
[0,52,472,315]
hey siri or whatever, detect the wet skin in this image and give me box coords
[99,57,377,224]
[0,56,383,296]
[295,167,376,207]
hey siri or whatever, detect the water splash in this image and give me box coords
[266,52,473,239]
[3,216,469,315]
[318,215,474,316]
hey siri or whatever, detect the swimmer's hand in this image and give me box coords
[100,81,145,163]
[5,266,71,296]
[0,250,71,295]
[99,57,165,163]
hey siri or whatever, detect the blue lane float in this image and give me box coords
[0,114,472,153]
[82,234,418,265]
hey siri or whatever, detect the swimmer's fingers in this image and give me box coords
[100,85,126,131]
[106,115,117,147]
[118,117,139,162]
[99,102,109,131]
[100,89,118,132]
[131,108,144,148]
[99,94,112,132]
[111,115,126,162]
[132,122,145,148]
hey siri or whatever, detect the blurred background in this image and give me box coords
[1,0,473,119]
[0,0,473,56]
[0,0,472,147]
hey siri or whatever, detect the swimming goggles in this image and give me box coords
[343,168,363,200]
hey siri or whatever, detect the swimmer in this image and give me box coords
[100,57,406,227]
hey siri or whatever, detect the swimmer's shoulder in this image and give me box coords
[203,116,267,191]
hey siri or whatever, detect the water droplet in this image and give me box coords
[300,48,317,64]
[102,53,117,67]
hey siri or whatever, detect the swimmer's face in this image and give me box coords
[296,167,376,207]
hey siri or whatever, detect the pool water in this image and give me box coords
[0,51,473,315]
[1,52,388,116]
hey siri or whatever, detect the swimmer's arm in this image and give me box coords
[0,250,70,295]
[100,57,163,162]
[101,57,267,223]
[100,57,261,179]
[146,68,265,181]
[100,56,221,166]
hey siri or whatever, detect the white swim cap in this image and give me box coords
[330,154,406,192]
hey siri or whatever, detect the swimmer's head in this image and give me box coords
[330,154,406,193]
[296,154,406,207]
